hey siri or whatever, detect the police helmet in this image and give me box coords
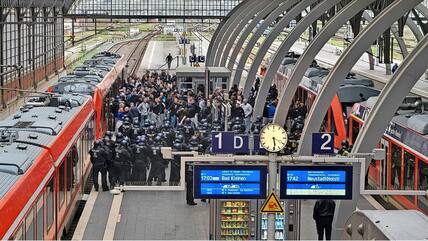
[189,136,198,145]
[120,140,128,146]
[94,140,102,147]
[116,132,124,139]
[103,137,110,144]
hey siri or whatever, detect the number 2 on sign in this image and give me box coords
[320,133,332,150]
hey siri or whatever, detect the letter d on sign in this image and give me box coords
[234,136,244,149]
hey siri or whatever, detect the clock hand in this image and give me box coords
[272,137,276,149]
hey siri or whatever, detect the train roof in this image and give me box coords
[53,51,122,95]
[392,114,428,136]
[0,94,90,199]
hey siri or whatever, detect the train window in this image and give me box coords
[36,195,44,240]
[25,208,34,240]
[418,160,428,213]
[67,153,73,204]
[404,151,416,190]
[390,144,402,189]
[46,178,54,230]
[11,223,23,240]
[59,162,65,207]
[72,147,80,193]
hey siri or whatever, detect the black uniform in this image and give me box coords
[113,145,132,186]
[89,146,109,191]
[147,147,164,185]
[313,200,336,240]
[185,163,196,205]
[131,143,149,184]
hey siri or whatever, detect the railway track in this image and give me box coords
[108,30,159,77]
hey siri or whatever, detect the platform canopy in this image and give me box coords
[65,0,242,19]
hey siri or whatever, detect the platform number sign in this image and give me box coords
[212,132,249,154]
[312,133,334,155]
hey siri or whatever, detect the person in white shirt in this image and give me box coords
[241,99,253,133]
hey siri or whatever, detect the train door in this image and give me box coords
[380,139,389,189]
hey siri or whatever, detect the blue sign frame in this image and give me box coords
[194,165,268,199]
[280,165,353,200]
[312,133,335,155]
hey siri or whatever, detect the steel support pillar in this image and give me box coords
[273,0,376,126]
[31,7,37,89]
[53,7,58,73]
[252,0,343,120]
[230,0,296,87]
[221,0,284,69]
[207,0,254,66]
[43,7,48,81]
[17,7,23,92]
[206,0,248,66]
[240,0,313,93]
[0,7,5,107]
[296,0,422,238]
[209,0,259,66]
[213,0,266,66]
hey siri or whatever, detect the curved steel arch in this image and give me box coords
[363,11,409,57]
[219,0,285,68]
[252,0,351,120]
[236,0,317,91]
[297,2,422,238]
[207,0,258,66]
[213,0,267,66]
[206,0,250,66]
[298,0,422,155]
[351,31,428,171]
[272,0,376,125]
[229,0,300,88]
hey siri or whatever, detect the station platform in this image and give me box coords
[288,40,428,97]
[73,189,209,240]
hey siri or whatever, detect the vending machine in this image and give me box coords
[211,200,259,240]
[259,201,288,240]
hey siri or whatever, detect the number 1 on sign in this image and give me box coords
[214,132,222,149]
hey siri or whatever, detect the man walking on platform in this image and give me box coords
[313,199,336,240]
[89,140,109,191]
[166,53,173,70]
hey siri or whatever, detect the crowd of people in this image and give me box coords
[89,66,314,202]
[88,70,273,202]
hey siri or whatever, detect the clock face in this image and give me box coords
[260,124,288,153]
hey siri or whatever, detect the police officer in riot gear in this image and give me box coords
[170,135,186,185]
[89,140,109,191]
[147,135,164,186]
[113,140,132,190]
[131,136,149,184]
[186,135,201,205]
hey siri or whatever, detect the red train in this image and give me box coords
[350,98,428,214]
[278,53,428,213]
[0,52,126,240]
[0,94,95,240]
[49,52,127,138]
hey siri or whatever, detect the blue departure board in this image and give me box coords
[194,165,267,199]
[280,165,353,200]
